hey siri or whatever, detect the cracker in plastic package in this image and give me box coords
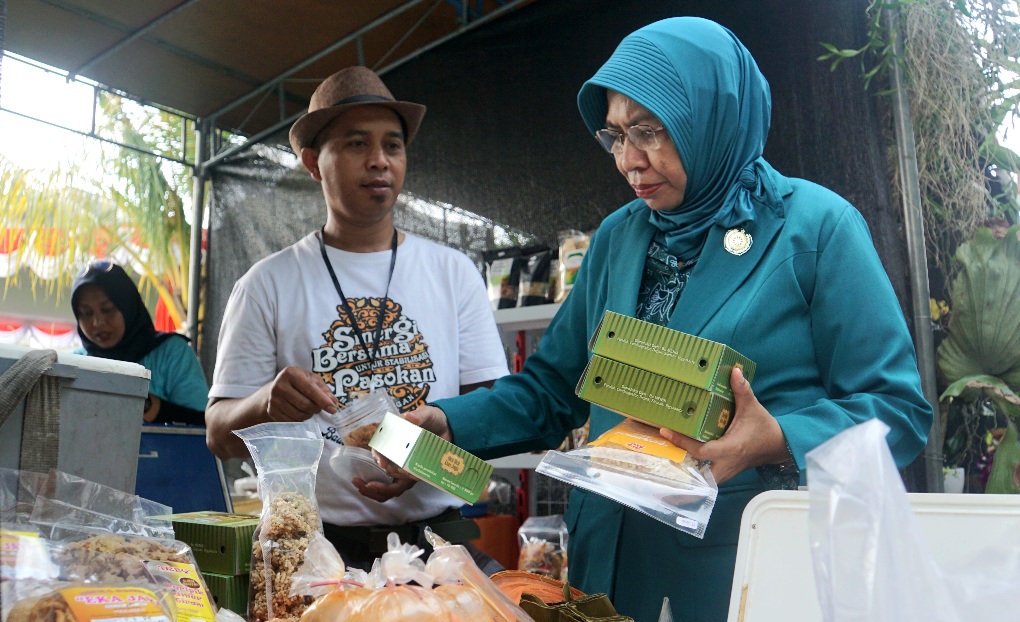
[536,419,717,538]
[6,582,177,622]
[234,421,324,622]
[326,391,395,485]
[516,515,568,582]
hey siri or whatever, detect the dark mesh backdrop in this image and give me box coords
[204,0,911,381]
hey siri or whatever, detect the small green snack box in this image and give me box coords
[589,311,755,400]
[369,412,493,504]
[576,355,734,441]
[169,511,259,575]
[202,572,249,615]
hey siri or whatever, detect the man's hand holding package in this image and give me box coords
[265,366,339,422]
[659,367,789,484]
[357,404,451,502]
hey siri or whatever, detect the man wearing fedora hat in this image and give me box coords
[205,66,508,571]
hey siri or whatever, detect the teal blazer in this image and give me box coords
[438,177,932,622]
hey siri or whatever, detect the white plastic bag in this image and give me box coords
[807,418,1020,622]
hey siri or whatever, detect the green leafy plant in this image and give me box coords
[937,225,1020,492]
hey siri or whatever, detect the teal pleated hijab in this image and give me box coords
[577,17,784,262]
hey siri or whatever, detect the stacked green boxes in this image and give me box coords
[170,511,259,616]
[577,311,756,441]
[202,572,250,614]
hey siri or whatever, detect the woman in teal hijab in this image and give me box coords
[388,17,932,622]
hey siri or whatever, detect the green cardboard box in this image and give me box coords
[576,355,734,441]
[369,412,493,504]
[202,571,249,616]
[589,311,755,400]
[170,511,259,576]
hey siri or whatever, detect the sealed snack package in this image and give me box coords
[516,248,553,307]
[346,533,448,622]
[234,421,324,622]
[43,529,216,622]
[483,247,524,310]
[6,582,177,622]
[425,536,534,622]
[554,230,590,303]
[516,516,568,582]
[290,533,372,622]
[326,391,395,484]
[536,419,717,538]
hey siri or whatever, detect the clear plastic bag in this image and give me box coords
[807,418,1020,622]
[516,516,568,581]
[27,471,173,540]
[235,421,324,622]
[536,419,717,538]
[327,391,395,484]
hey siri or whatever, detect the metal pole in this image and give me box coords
[886,7,943,492]
[187,119,208,352]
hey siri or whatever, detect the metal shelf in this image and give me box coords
[488,452,546,470]
[492,303,561,332]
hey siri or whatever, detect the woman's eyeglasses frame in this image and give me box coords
[595,124,667,154]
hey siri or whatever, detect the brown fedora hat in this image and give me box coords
[288,66,426,155]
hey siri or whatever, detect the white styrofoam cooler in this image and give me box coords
[0,343,150,493]
[727,490,1020,622]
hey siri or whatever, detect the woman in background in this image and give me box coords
[71,260,208,425]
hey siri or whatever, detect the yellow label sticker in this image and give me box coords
[143,560,215,622]
[440,451,465,476]
[59,585,172,622]
[589,418,688,462]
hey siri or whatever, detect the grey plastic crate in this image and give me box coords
[0,344,149,493]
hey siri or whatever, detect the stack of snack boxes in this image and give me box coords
[576,311,756,441]
[170,511,260,615]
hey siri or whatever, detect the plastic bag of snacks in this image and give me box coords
[235,421,324,622]
[516,248,553,307]
[516,516,568,582]
[344,533,447,622]
[536,419,717,538]
[5,581,178,622]
[424,531,535,622]
[290,531,372,622]
[554,230,590,303]
[326,391,396,485]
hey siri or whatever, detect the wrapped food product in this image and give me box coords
[346,534,448,622]
[6,583,177,622]
[554,230,590,303]
[516,248,553,307]
[516,516,568,582]
[234,422,324,622]
[326,391,394,485]
[423,534,535,622]
[290,532,372,622]
[536,419,717,538]
[483,248,524,310]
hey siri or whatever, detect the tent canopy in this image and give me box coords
[5,0,534,139]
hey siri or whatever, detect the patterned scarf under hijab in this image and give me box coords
[71,261,182,362]
[577,16,785,262]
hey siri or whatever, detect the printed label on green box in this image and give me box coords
[589,311,755,400]
[369,412,493,504]
[576,355,734,441]
[168,511,259,576]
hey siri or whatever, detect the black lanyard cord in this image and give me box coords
[318,226,399,374]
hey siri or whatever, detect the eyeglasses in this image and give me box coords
[77,259,116,278]
[595,124,667,154]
